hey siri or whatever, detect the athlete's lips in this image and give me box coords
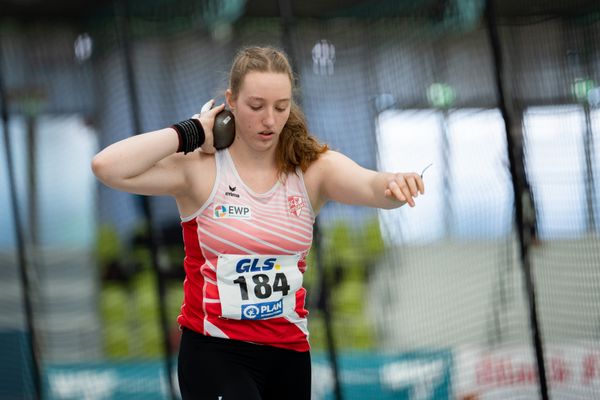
[258,131,274,137]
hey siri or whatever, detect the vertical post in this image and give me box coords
[0,48,42,399]
[113,2,176,398]
[313,219,344,400]
[431,40,453,237]
[582,99,596,233]
[439,109,452,236]
[580,21,597,234]
[26,115,38,248]
[277,0,298,69]
[484,1,550,399]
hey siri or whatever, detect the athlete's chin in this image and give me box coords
[254,142,278,153]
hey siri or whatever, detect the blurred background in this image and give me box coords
[1,0,599,399]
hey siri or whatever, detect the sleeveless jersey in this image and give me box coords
[177,149,315,351]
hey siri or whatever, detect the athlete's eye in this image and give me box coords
[250,105,262,111]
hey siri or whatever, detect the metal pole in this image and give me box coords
[580,21,597,234]
[0,45,42,400]
[113,1,176,398]
[582,101,597,233]
[313,219,344,400]
[484,1,549,399]
[439,110,452,236]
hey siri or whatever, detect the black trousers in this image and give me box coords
[177,328,311,400]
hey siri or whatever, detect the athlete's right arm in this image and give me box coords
[92,102,224,196]
[91,127,189,196]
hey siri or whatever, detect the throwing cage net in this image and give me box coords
[1,0,599,398]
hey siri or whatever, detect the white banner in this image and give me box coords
[454,344,600,399]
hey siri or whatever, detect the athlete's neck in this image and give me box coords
[227,145,279,193]
[228,142,277,172]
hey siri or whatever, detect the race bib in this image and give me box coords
[216,254,303,320]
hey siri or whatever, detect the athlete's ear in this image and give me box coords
[225,89,235,111]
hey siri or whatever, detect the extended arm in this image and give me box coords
[308,151,424,210]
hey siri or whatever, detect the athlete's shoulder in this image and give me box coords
[305,149,345,176]
[302,150,345,211]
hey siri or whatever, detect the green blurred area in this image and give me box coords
[305,219,385,351]
[97,218,384,358]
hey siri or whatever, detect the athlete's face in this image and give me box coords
[227,71,292,151]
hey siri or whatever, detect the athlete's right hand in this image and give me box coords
[192,99,226,154]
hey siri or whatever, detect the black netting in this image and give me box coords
[1,0,599,399]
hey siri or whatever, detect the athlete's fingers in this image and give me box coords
[417,175,425,195]
[386,180,403,201]
[206,102,225,118]
[398,179,415,207]
[196,103,225,154]
[388,173,425,207]
[406,174,420,197]
[200,99,215,114]
[387,179,413,206]
[203,103,225,121]
[407,172,424,196]
[197,103,226,130]
[193,102,225,129]
[191,99,215,120]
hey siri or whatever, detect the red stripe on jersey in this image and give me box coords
[177,218,207,333]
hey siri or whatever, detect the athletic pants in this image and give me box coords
[177,328,311,400]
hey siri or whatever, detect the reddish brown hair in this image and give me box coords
[228,46,328,175]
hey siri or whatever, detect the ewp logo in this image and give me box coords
[242,300,283,320]
[213,204,251,219]
[214,205,227,218]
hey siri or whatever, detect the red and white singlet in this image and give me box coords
[177,149,315,351]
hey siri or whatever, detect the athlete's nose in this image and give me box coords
[263,109,275,129]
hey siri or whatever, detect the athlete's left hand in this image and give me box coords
[384,173,424,207]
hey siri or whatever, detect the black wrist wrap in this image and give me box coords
[172,118,205,154]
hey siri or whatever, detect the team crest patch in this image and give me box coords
[287,196,305,217]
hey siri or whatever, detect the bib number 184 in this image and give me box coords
[233,273,290,300]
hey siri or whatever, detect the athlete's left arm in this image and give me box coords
[308,150,424,210]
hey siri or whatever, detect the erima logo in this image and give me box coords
[214,205,251,219]
[225,185,239,198]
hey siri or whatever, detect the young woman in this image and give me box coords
[92,46,424,400]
